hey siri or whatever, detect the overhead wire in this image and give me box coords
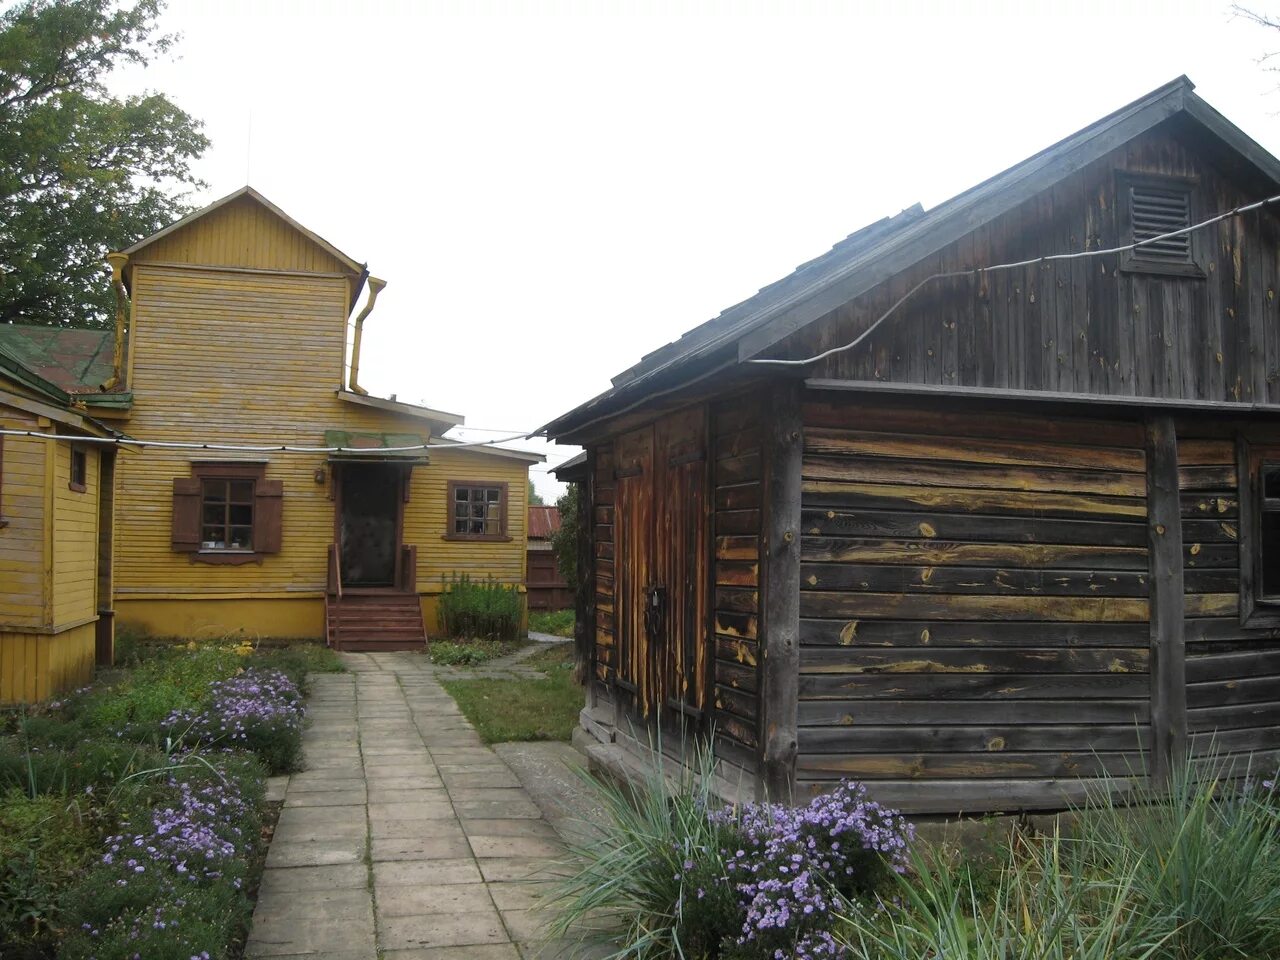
[0,428,535,453]
[746,191,1280,368]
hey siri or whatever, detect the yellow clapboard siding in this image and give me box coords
[0,622,95,704]
[113,260,531,638]
[51,441,100,627]
[0,408,47,630]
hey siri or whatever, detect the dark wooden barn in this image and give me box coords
[543,77,1280,814]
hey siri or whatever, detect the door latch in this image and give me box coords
[644,583,667,642]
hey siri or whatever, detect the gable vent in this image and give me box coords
[1130,186,1191,262]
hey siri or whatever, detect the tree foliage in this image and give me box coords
[528,479,544,506]
[550,483,579,587]
[0,0,208,328]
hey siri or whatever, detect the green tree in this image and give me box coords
[550,483,579,587]
[0,0,208,328]
[528,479,544,506]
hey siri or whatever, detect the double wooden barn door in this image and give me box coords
[612,408,711,725]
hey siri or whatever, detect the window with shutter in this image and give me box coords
[1118,173,1202,277]
[171,462,283,564]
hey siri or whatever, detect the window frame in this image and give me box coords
[1237,438,1280,626]
[186,461,272,566]
[68,446,87,493]
[443,479,511,542]
[1116,171,1204,279]
[199,475,257,552]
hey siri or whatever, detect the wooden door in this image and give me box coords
[613,426,654,713]
[611,409,710,723]
[338,464,402,586]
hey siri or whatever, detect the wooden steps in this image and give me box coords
[326,593,427,652]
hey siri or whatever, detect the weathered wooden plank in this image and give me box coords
[715,535,758,561]
[801,562,1150,597]
[1176,438,1234,466]
[1177,464,1237,490]
[713,683,758,722]
[798,671,1149,700]
[715,587,758,614]
[1181,542,1239,569]
[714,611,758,640]
[802,537,1149,570]
[800,617,1150,647]
[798,697,1150,726]
[1182,569,1240,594]
[760,380,802,803]
[794,776,1139,813]
[1190,725,1280,755]
[716,483,761,512]
[716,509,761,536]
[795,750,1144,780]
[715,560,759,587]
[717,451,762,485]
[799,646,1148,675]
[1180,493,1237,519]
[1185,618,1280,642]
[800,591,1149,622]
[715,635,759,668]
[803,509,1149,547]
[1182,519,1239,543]
[1186,648,1280,683]
[799,723,1148,753]
[1187,675,1280,708]
[715,658,759,694]
[1188,700,1280,732]
[803,427,1146,472]
[802,454,1146,497]
[802,479,1146,521]
[1146,416,1187,784]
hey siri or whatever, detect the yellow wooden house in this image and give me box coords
[0,328,121,703]
[102,186,540,647]
[0,187,538,703]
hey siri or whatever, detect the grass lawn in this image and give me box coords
[428,637,524,665]
[528,608,574,638]
[439,643,582,743]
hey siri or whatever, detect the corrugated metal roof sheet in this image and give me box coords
[528,505,561,540]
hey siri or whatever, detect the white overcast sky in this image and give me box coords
[112,0,1280,500]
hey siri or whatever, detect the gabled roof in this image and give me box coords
[120,186,369,310]
[0,323,132,410]
[542,75,1280,439]
[123,185,365,275]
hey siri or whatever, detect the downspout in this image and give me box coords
[101,252,129,391]
[348,277,386,397]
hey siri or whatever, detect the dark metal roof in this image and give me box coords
[528,505,562,540]
[541,76,1280,440]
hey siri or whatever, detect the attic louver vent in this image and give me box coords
[1130,186,1192,263]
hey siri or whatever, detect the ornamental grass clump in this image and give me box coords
[550,742,913,960]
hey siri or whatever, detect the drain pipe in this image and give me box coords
[348,277,386,397]
[101,252,129,391]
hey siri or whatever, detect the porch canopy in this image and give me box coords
[322,430,430,464]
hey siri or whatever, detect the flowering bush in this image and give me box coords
[162,668,305,772]
[58,754,266,960]
[551,741,913,960]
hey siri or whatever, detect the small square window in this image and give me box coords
[200,477,255,551]
[69,448,87,493]
[446,481,509,540]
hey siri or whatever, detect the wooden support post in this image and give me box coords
[578,450,596,701]
[761,380,802,803]
[1146,416,1186,784]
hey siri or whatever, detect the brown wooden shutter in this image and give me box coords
[255,479,284,553]
[171,477,202,552]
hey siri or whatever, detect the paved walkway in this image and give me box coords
[246,651,586,960]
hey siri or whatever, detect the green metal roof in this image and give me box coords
[323,429,429,461]
[0,323,131,409]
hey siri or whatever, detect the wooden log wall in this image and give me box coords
[797,399,1154,813]
[592,443,616,706]
[1178,428,1280,773]
[712,394,766,779]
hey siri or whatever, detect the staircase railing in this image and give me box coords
[326,544,343,649]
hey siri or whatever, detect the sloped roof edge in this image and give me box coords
[121,186,367,278]
[542,75,1280,439]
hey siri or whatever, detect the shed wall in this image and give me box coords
[797,397,1154,812]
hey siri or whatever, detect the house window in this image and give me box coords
[171,461,283,564]
[1258,463,1280,601]
[69,447,87,493]
[201,478,255,550]
[445,480,510,541]
[1118,173,1202,277]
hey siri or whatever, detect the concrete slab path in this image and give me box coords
[245,651,592,960]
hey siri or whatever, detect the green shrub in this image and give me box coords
[437,574,523,642]
[251,642,345,689]
[529,608,575,638]
[0,791,97,953]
